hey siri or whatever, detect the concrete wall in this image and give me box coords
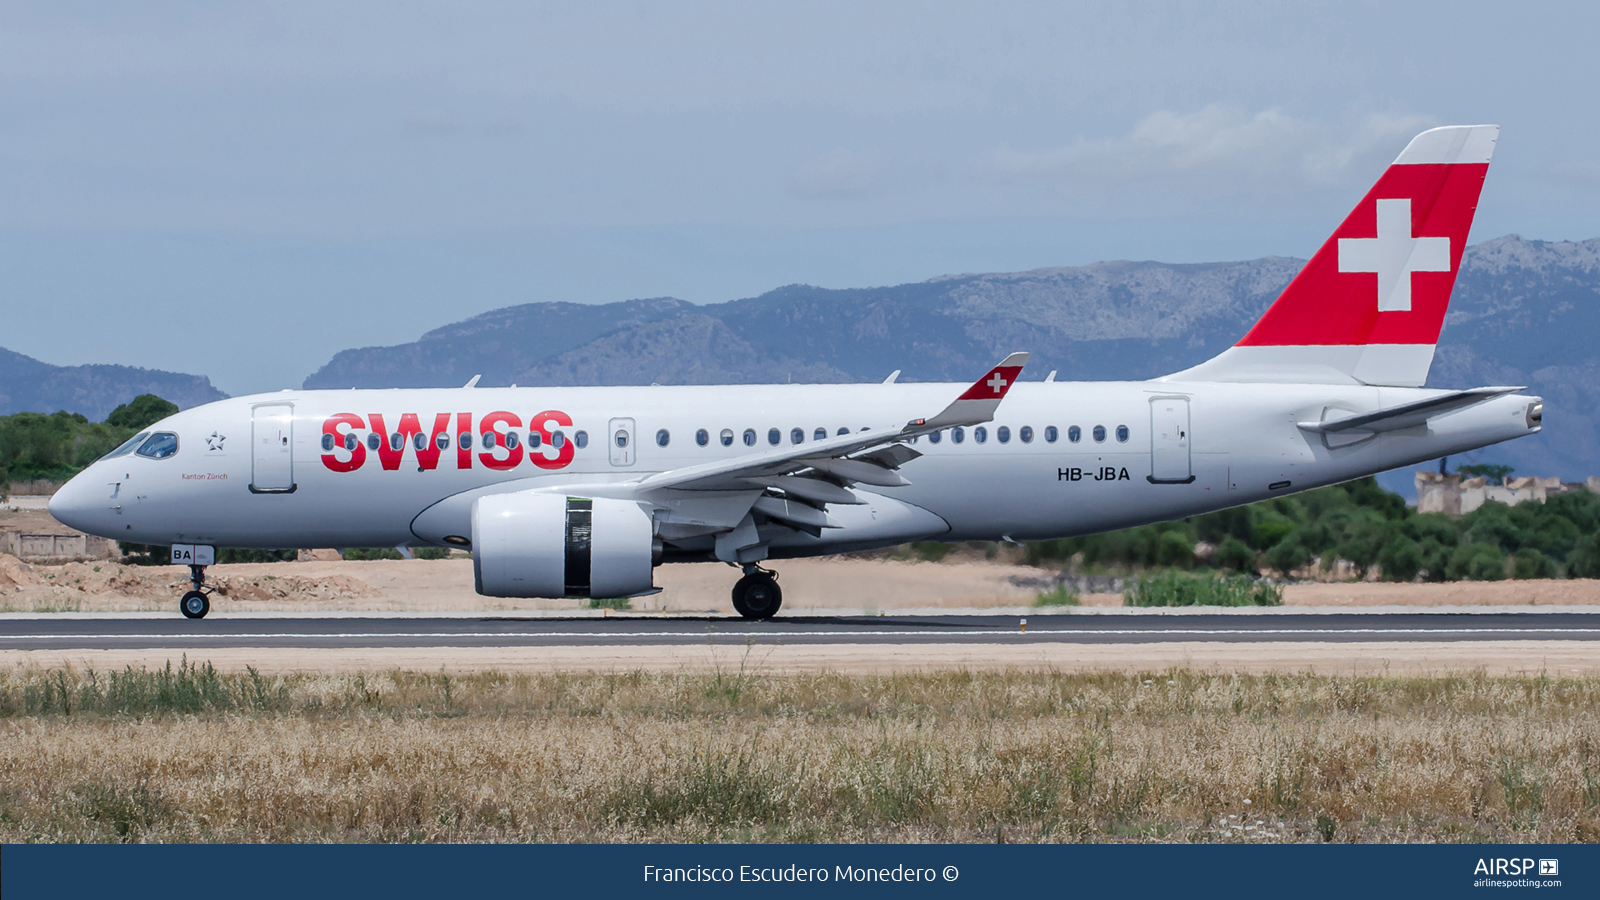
[1416,471,1586,518]
[1,531,117,561]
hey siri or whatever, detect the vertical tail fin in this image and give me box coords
[1166,124,1498,387]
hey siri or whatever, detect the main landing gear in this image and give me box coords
[731,564,782,620]
[180,564,212,619]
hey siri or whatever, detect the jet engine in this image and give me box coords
[471,492,659,599]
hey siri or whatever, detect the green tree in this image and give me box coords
[1570,533,1600,579]
[105,394,179,431]
[1214,536,1256,573]
[1511,547,1552,580]
[1378,536,1423,582]
[1447,542,1507,581]
[1156,530,1195,568]
[0,411,87,481]
[1264,535,1310,576]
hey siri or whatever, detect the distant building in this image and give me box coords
[1415,472,1599,517]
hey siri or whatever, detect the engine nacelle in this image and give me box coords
[471,492,658,599]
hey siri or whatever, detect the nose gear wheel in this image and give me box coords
[180,563,214,619]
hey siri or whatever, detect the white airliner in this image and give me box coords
[50,125,1540,619]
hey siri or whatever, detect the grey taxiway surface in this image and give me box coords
[2,612,1598,651]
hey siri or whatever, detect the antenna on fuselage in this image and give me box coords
[883,370,900,384]
[1045,370,1057,382]
[463,374,481,388]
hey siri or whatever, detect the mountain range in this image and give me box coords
[305,234,1600,482]
[0,347,226,421]
[6,234,1596,485]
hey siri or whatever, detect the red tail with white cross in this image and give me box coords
[1167,125,1497,388]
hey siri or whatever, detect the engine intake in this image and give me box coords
[472,492,658,598]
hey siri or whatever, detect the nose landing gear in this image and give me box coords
[731,564,782,620]
[180,564,212,619]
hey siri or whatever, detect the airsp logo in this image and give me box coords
[1473,858,1553,876]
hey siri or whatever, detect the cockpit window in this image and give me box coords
[135,432,180,460]
[102,432,150,460]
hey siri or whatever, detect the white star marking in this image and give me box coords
[206,431,226,451]
[986,373,1008,393]
[1337,198,1451,312]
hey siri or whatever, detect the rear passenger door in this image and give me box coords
[1148,397,1192,484]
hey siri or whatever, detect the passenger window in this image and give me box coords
[997,426,1011,443]
[390,433,403,452]
[791,427,804,444]
[321,433,335,452]
[837,427,850,436]
[767,428,780,446]
[720,429,734,447]
[575,430,588,449]
[814,427,827,441]
[369,433,382,451]
[656,429,670,447]
[696,429,709,447]
[1093,425,1106,443]
[1020,426,1033,443]
[1116,425,1129,443]
[528,431,542,449]
[102,432,149,460]
[615,431,629,449]
[551,430,565,448]
[974,426,988,443]
[505,431,520,450]
[481,431,495,448]
[1044,426,1057,443]
[345,433,359,452]
[951,427,965,444]
[1068,426,1081,443]
[928,430,942,444]
[460,432,473,450]
[136,432,179,460]
[413,432,428,451]
[743,429,756,447]
[436,432,450,450]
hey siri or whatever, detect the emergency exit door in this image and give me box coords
[1149,397,1193,484]
[251,403,296,493]
[608,417,636,466]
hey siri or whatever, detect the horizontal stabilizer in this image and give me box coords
[1297,386,1525,434]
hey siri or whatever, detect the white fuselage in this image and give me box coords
[50,379,1541,558]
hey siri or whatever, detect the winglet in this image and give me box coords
[918,352,1029,430]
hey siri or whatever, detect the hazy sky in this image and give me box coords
[3,1,1598,394]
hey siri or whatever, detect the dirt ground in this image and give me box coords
[6,551,1600,615]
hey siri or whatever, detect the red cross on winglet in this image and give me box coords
[957,360,1026,400]
[917,351,1031,431]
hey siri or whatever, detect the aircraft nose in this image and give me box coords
[48,472,103,534]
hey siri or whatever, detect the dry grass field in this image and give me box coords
[1,662,1598,844]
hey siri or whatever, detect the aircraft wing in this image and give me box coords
[634,352,1030,494]
[1297,386,1526,435]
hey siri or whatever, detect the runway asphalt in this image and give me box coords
[2,612,1599,650]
